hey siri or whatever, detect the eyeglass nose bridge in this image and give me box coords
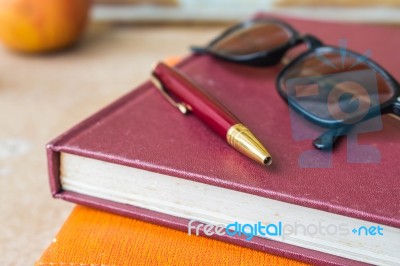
[280,34,323,66]
[296,34,323,49]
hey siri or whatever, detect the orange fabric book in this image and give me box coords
[36,206,308,266]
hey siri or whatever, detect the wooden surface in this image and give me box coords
[0,21,224,265]
[277,0,400,7]
[91,2,400,23]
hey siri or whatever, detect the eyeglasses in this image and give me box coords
[192,19,400,150]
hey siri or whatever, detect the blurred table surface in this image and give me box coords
[3,18,400,265]
[0,21,225,265]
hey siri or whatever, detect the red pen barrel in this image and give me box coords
[152,62,272,166]
[152,63,239,138]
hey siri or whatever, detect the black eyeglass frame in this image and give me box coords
[191,19,323,67]
[277,46,400,128]
[192,18,400,150]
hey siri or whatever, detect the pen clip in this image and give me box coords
[150,75,190,114]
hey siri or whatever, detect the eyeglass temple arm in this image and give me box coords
[393,97,400,116]
[313,126,352,150]
[190,46,208,54]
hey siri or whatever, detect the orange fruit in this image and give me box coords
[0,0,91,53]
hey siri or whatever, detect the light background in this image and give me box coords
[1,1,399,264]
[0,21,224,265]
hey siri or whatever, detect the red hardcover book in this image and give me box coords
[47,14,400,266]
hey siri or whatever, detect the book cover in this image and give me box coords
[47,14,400,265]
[36,205,307,265]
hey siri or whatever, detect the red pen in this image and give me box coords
[151,62,272,166]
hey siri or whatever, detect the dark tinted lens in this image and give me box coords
[210,22,293,56]
[279,50,395,124]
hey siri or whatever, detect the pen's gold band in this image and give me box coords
[226,124,272,166]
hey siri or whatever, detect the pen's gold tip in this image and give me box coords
[227,124,273,166]
[264,156,272,166]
